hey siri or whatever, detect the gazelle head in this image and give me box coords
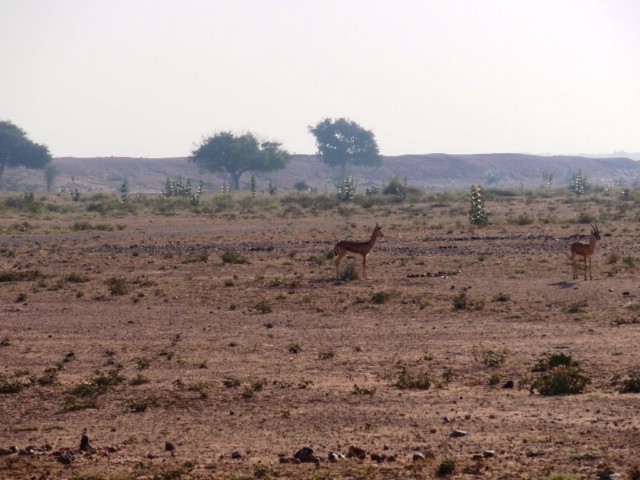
[374,223,384,239]
[591,223,601,240]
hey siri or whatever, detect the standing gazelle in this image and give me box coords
[571,223,601,280]
[334,223,384,280]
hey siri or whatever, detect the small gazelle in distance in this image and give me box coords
[334,223,384,280]
[571,223,601,280]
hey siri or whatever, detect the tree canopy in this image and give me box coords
[308,118,381,178]
[190,132,290,190]
[0,120,52,187]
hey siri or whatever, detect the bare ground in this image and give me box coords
[1,197,640,479]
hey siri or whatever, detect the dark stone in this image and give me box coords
[502,380,514,389]
[347,446,366,460]
[231,451,242,459]
[79,434,91,452]
[294,447,318,463]
[165,442,175,451]
[57,452,74,465]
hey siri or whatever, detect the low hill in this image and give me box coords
[4,153,640,194]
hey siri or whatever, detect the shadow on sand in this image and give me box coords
[549,281,576,289]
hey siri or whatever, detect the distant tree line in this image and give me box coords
[0,117,381,192]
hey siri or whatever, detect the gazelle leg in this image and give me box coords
[335,254,344,278]
[588,257,592,280]
[362,255,367,280]
[583,257,587,281]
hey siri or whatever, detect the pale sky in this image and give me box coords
[1,0,639,158]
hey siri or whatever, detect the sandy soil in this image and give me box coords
[1,194,639,479]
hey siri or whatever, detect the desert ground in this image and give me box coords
[1,188,639,479]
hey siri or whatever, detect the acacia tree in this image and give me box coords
[190,132,290,190]
[308,118,382,178]
[0,120,52,188]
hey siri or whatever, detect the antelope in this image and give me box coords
[571,223,601,280]
[334,223,384,280]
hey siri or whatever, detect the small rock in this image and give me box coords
[347,446,366,460]
[502,380,514,389]
[231,451,242,459]
[526,451,540,458]
[328,451,344,462]
[165,442,175,452]
[386,455,397,462]
[279,457,292,464]
[294,447,317,463]
[483,450,496,458]
[450,429,468,438]
[370,453,385,462]
[56,452,74,465]
[472,453,483,461]
[147,452,157,459]
[623,291,630,296]
[0,448,13,456]
[412,452,426,462]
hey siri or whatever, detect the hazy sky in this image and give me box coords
[1,0,639,158]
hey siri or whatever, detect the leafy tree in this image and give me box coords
[190,132,290,190]
[308,118,381,178]
[0,120,52,188]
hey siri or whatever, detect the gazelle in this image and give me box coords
[571,223,601,280]
[334,223,384,280]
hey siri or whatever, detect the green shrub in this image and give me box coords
[371,290,399,304]
[34,368,59,386]
[0,377,24,394]
[64,396,97,411]
[437,458,456,476]
[221,249,248,264]
[93,369,125,392]
[65,272,89,283]
[223,377,241,388]
[620,374,640,393]
[254,301,272,314]
[533,353,578,372]
[530,366,590,396]
[128,399,153,412]
[106,277,129,295]
[394,366,430,390]
[0,270,44,283]
[452,291,468,310]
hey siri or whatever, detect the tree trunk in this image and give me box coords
[0,162,5,189]
[232,172,241,191]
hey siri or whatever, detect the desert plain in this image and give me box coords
[1,188,639,479]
